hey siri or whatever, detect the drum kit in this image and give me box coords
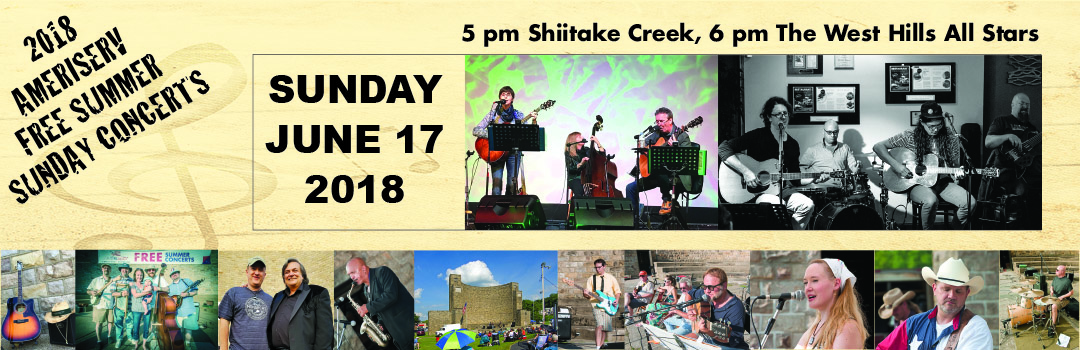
[1003,279,1058,341]
[799,170,884,230]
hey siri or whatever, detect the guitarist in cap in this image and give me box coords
[719,97,818,229]
[873,102,975,230]
[471,85,538,195]
[168,268,199,349]
[583,258,621,350]
[86,263,117,346]
[984,92,1040,228]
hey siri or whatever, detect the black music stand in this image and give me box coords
[489,124,545,195]
[646,146,703,229]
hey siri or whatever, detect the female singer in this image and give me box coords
[795,259,868,349]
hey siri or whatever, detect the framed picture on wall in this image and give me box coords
[835,55,855,69]
[788,83,860,124]
[910,111,921,126]
[787,55,824,75]
[885,62,957,103]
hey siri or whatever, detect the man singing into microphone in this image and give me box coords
[673,268,749,349]
[471,86,538,195]
[719,97,818,229]
[626,107,692,222]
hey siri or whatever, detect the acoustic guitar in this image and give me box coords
[719,153,846,203]
[882,147,999,193]
[3,262,41,343]
[474,100,555,163]
[638,116,703,178]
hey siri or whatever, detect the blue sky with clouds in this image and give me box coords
[414,251,558,321]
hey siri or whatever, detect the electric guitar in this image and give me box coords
[882,147,1000,192]
[719,153,847,203]
[638,116,704,178]
[561,278,619,316]
[999,131,1040,169]
[3,262,41,343]
[474,100,555,163]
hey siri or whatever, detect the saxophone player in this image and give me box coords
[346,258,414,350]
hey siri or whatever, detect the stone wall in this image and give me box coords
[748,250,821,349]
[333,251,414,350]
[1,250,76,347]
[557,250,625,342]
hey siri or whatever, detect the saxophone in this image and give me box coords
[347,283,391,348]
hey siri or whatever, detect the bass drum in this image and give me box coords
[812,202,883,230]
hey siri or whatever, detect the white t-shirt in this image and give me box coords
[932,315,992,350]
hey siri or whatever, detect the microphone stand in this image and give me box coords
[759,298,788,349]
[947,115,973,230]
[777,123,787,207]
[465,151,474,225]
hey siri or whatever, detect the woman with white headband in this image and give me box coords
[795,258,868,349]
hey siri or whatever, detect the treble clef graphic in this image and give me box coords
[44,43,276,250]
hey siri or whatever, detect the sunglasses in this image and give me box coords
[703,284,723,291]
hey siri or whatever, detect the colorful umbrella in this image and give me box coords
[436,329,478,350]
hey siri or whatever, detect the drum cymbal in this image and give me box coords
[1023,279,1038,285]
[1036,297,1056,305]
[1011,287,1031,294]
[1022,290,1045,298]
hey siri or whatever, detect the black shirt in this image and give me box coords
[719,127,801,186]
[270,289,301,348]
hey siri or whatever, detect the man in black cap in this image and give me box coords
[874,102,975,229]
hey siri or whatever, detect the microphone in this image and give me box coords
[336,319,356,326]
[494,99,507,105]
[466,150,475,157]
[642,125,657,134]
[756,290,804,301]
[566,140,588,146]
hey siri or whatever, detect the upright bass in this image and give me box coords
[582,115,622,197]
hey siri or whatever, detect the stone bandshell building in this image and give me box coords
[427,274,529,331]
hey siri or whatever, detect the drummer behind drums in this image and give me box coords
[799,120,860,199]
[1049,265,1075,334]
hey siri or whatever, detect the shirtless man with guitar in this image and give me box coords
[470,85,547,196]
[984,92,1041,228]
[719,97,819,229]
[873,102,978,230]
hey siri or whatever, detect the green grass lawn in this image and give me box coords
[416,333,537,350]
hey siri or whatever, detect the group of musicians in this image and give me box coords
[86,263,198,350]
[472,86,697,224]
[720,93,1040,230]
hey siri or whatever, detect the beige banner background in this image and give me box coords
[0,1,1077,250]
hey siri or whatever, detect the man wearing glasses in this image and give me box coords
[800,120,859,190]
[719,97,817,229]
[685,268,749,349]
[873,101,975,229]
[583,259,621,350]
[626,107,692,221]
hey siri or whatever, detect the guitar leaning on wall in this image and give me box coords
[473,100,556,163]
[3,261,41,343]
[561,278,618,316]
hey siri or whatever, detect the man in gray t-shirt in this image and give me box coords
[624,270,655,313]
[219,257,272,350]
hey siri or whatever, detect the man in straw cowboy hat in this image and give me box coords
[878,288,922,330]
[876,257,992,350]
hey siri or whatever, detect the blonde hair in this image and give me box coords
[566,132,583,157]
[808,259,868,349]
